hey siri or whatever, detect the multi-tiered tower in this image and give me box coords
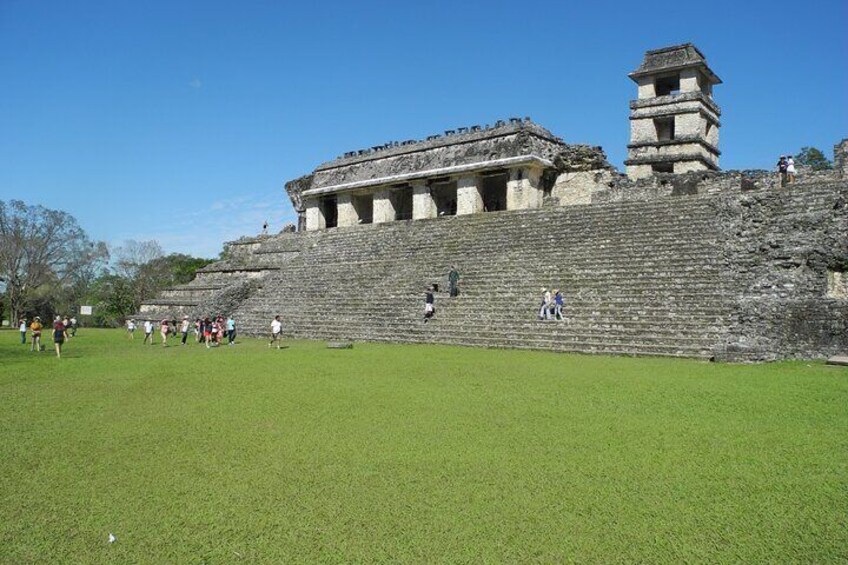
[625,44,722,179]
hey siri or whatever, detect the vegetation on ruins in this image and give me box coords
[795,146,833,170]
[2,330,845,562]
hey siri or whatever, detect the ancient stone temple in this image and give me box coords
[287,118,600,231]
[137,44,848,361]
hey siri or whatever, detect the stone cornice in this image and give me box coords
[628,136,721,156]
[630,91,721,116]
[624,154,719,169]
[629,108,721,127]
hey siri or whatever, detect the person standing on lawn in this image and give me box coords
[19,318,27,344]
[180,316,190,345]
[143,320,154,345]
[30,317,43,351]
[227,316,236,345]
[270,315,282,348]
[52,315,68,358]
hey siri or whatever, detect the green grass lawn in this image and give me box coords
[1,329,846,563]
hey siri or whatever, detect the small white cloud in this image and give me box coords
[189,78,202,89]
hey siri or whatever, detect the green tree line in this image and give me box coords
[0,200,214,327]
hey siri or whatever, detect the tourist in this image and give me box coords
[554,289,564,321]
[270,315,282,348]
[69,316,77,337]
[448,265,460,297]
[180,316,190,345]
[143,320,154,344]
[30,317,43,352]
[777,155,788,187]
[262,220,268,235]
[52,315,67,358]
[203,317,213,348]
[170,319,178,338]
[19,318,27,345]
[160,319,169,346]
[786,155,796,184]
[423,286,435,322]
[62,316,71,338]
[127,319,136,339]
[539,288,553,320]
[227,316,236,345]
[217,316,226,344]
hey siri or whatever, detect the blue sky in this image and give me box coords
[1,0,846,258]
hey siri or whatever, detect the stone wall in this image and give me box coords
[714,182,848,360]
[835,139,848,179]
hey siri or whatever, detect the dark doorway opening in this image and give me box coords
[321,196,337,228]
[431,180,457,217]
[352,194,373,224]
[392,186,413,220]
[481,172,508,212]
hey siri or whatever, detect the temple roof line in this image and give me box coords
[314,117,561,172]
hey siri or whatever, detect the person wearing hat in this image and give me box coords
[539,288,553,320]
[180,316,190,345]
[30,317,43,351]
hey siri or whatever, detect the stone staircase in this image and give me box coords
[134,177,847,360]
[231,195,731,358]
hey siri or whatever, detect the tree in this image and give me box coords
[113,240,164,309]
[0,200,108,323]
[795,147,832,171]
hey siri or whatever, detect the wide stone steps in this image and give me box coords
[142,188,795,357]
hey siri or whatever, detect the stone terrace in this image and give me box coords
[138,175,847,360]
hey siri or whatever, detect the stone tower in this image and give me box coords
[625,43,722,179]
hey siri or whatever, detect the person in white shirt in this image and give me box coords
[269,315,282,349]
[19,319,27,345]
[786,156,796,184]
[127,319,136,339]
[143,320,154,345]
[180,316,190,345]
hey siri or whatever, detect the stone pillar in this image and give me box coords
[456,175,483,215]
[336,193,357,227]
[506,167,543,210]
[412,180,436,220]
[373,188,395,224]
[304,198,324,231]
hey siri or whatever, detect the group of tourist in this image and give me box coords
[127,315,237,348]
[18,315,74,358]
[422,266,461,323]
[538,288,565,321]
[777,155,797,186]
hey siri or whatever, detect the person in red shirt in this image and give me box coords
[52,315,67,358]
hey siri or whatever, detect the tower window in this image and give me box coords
[652,163,674,173]
[654,117,675,141]
[655,74,680,96]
